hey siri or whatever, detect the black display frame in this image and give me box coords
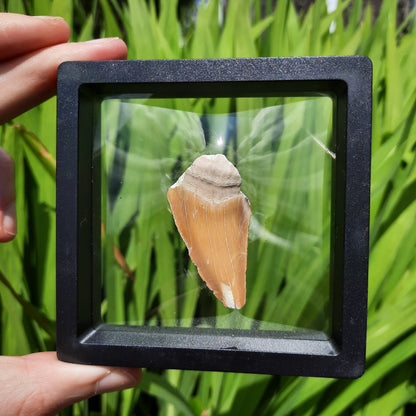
[56,56,372,378]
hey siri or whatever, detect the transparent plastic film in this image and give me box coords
[97,96,334,333]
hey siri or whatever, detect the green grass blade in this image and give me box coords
[99,0,122,38]
[0,271,55,338]
[8,122,56,180]
[319,332,416,416]
[139,371,197,416]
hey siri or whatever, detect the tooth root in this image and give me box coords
[167,154,251,309]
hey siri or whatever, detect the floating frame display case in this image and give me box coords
[56,56,372,378]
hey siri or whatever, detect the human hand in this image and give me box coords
[0,13,141,416]
[0,352,141,416]
[0,12,127,241]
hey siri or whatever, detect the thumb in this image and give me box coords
[0,352,141,416]
[0,146,16,242]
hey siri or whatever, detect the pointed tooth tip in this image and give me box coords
[220,283,239,309]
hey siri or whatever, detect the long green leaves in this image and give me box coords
[1,1,416,415]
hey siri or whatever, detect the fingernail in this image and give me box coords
[35,16,65,21]
[96,368,140,394]
[83,37,121,44]
[3,202,16,237]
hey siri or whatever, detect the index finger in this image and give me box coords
[0,13,70,61]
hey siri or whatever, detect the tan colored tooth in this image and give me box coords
[167,154,251,309]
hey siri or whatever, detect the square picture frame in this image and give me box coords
[56,56,372,378]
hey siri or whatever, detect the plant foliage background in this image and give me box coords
[0,0,416,415]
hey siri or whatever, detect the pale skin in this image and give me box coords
[0,13,141,416]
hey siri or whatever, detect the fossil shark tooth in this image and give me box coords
[167,154,251,309]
